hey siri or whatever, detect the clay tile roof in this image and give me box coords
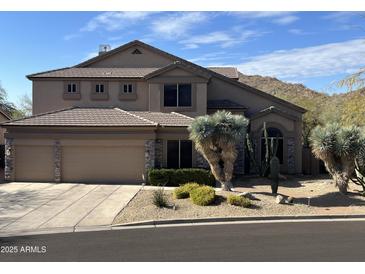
[3,107,193,127]
[207,99,246,109]
[27,67,160,79]
[207,67,239,79]
[130,111,194,127]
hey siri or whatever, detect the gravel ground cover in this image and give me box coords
[113,176,365,225]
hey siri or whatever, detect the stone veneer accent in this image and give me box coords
[145,140,156,172]
[4,138,14,181]
[155,139,163,168]
[233,139,245,175]
[54,140,61,182]
[196,151,209,169]
[287,137,295,174]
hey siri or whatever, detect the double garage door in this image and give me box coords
[15,142,145,183]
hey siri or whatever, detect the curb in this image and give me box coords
[3,214,365,237]
[112,214,365,228]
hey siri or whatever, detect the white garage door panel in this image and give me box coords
[62,146,145,183]
[15,145,53,181]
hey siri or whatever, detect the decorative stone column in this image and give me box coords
[155,139,163,168]
[196,152,209,169]
[145,140,156,171]
[234,139,245,175]
[54,140,61,182]
[287,137,295,174]
[4,138,14,181]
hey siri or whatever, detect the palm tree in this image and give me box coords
[310,123,365,194]
[188,111,248,191]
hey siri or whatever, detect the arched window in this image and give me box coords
[261,127,284,164]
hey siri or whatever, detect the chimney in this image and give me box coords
[99,44,111,55]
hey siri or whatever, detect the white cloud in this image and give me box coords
[233,11,299,25]
[272,15,299,25]
[235,39,365,80]
[288,28,313,35]
[150,12,208,38]
[81,11,155,32]
[180,29,264,49]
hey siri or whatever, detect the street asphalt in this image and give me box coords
[1,220,365,261]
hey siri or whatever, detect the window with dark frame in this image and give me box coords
[67,83,77,93]
[167,140,192,168]
[95,84,104,93]
[164,83,192,107]
[123,83,133,93]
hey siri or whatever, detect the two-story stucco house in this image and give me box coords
[2,40,305,183]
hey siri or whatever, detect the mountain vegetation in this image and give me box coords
[238,72,365,146]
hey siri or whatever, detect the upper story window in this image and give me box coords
[123,83,133,93]
[63,81,81,100]
[119,82,137,101]
[91,82,108,100]
[95,84,105,93]
[67,83,77,93]
[164,83,192,107]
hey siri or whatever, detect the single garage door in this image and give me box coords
[15,145,54,181]
[62,145,145,183]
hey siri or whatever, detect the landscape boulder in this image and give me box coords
[275,195,285,204]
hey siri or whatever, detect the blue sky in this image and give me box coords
[1,11,365,106]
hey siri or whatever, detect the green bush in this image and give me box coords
[227,195,252,208]
[148,168,216,187]
[152,188,168,208]
[190,186,216,206]
[173,182,200,199]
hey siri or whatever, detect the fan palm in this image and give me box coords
[188,111,248,191]
[310,123,365,194]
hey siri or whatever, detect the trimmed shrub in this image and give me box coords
[148,168,216,187]
[190,186,216,206]
[173,182,200,199]
[227,195,252,208]
[152,188,168,208]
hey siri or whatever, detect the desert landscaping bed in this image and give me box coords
[113,177,365,225]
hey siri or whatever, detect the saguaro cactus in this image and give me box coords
[270,156,280,194]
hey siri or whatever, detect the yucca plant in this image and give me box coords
[188,111,249,191]
[310,123,365,194]
[351,144,365,195]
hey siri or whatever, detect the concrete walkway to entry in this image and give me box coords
[0,182,141,236]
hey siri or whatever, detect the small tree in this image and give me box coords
[310,123,365,194]
[188,111,248,191]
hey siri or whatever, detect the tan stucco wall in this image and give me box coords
[33,80,150,114]
[147,68,208,117]
[32,69,208,116]
[86,46,174,68]
[251,113,295,132]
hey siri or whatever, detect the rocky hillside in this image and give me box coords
[237,72,328,107]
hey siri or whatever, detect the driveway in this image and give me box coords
[0,182,141,235]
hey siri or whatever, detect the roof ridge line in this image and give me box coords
[171,111,195,120]
[1,106,77,125]
[114,108,158,126]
